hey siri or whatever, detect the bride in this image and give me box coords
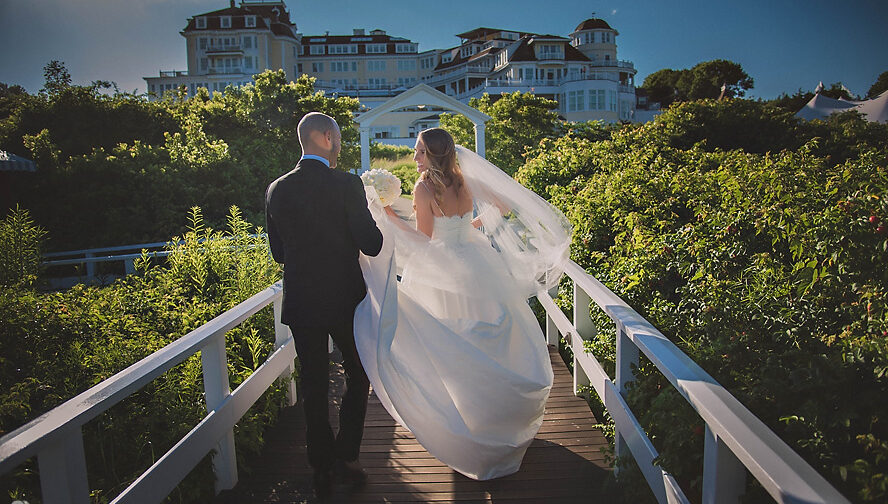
[354,128,571,480]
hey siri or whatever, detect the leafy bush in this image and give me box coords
[517,99,888,503]
[1,69,360,251]
[0,206,288,503]
[370,142,413,161]
[0,206,45,287]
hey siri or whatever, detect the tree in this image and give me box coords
[40,60,71,96]
[641,68,683,106]
[641,59,754,107]
[685,59,754,99]
[439,91,560,175]
[867,70,888,98]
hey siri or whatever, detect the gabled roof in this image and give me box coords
[183,1,297,40]
[508,37,591,63]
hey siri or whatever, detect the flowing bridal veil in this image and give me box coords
[354,146,572,480]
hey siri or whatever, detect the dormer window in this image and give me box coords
[196,16,207,29]
[221,16,231,29]
[245,15,256,28]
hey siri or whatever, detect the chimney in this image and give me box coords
[354,28,365,36]
[230,0,235,7]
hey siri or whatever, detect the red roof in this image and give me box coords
[184,2,297,40]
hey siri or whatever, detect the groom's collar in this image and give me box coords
[300,155,330,168]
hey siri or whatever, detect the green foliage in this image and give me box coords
[0,206,287,503]
[370,142,413,161]
[440,91,561,175]
[0,206,46,288]
[1,68,361,251]
[642,59,754,107]
[868,71,888,99]
[517,99,888,502]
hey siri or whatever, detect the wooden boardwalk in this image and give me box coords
[216,346,612,503]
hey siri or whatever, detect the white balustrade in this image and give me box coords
[0,281,297,503]
[538,259,850,504]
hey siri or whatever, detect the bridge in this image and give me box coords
[0,238,851,503]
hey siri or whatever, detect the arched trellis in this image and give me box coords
[354,83,491,172]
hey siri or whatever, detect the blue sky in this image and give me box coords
[1,0,886,99]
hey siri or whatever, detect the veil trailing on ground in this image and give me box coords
[456,145,572,297]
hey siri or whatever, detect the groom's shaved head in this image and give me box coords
[298,112,342,167]
[298,112,339,150]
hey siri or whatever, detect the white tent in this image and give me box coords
[796,89,888,124]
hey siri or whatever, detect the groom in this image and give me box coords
[265,112,383,499]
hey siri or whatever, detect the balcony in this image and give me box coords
[207,67,245,75]
[206,44,244,56]
[158,70,188,78]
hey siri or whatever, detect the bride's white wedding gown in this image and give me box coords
[354,206,555,480]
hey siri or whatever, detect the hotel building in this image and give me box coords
[145,1,638,140]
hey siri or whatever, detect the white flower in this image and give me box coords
[361,168,402,206]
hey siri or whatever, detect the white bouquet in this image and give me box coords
[360,168,402,206]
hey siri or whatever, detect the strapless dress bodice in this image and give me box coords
[432,212,473,243]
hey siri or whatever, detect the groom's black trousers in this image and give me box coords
[290,319,369,471]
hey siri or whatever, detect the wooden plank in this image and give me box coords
[215,346,612,503]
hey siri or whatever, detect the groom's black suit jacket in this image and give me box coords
[266,158,383,329]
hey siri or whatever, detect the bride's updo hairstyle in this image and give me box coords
[417,128,465,206]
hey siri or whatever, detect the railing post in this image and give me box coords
[85,252,95,280]
[124,258,136,275]
[273,295,297,406]
[37,428,89,504]
[703,425,746,504]
[201,334,237,493]
[614,320,639,477]
[572,280,596,396]
[545,285,559,346]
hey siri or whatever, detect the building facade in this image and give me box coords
[144,0,299,97]
[145,2,637,138]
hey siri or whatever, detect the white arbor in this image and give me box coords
[354,83,491,173]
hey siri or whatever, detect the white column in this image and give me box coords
[473,122,486,158]
[360,126,371,174]
[201,334,238,493]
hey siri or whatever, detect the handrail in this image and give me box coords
[0,281,297,503]
[538,259,850,504]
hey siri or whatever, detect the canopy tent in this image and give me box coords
[796,87,888,124]
[0,151,37,172]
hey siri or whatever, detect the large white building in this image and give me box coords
[145,1,638,141]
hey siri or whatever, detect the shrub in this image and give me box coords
[0,206,288,503]
[0,206,46,288]
[517,99,888,503]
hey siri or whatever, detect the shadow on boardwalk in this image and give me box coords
[216,347,611,503]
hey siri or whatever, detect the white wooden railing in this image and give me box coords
[536,259,850,504]
[0,281,297,504]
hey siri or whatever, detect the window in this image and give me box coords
[588,89,605,110]
[245,15,256,28]
[368,60,386,72]
[296,63,303,73]
[199,38,207,50]
[331,61,356,72]
[421,57,435,69]
[608,90,617,111]
[366,44,387,54]
[567,90,585,111]
[396,43,417,53]
[195,16,206,29]
[243,35,253,49]
[244,56,255,69]
[329,44,358,54]
[398,59,416,71]
[398,77,416,86]
[200,58,208,71]
[310,45,325,55]
[220,16,231,28]
[536,44,564,60]
[368,77,387,88]
[312,62,324,73]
